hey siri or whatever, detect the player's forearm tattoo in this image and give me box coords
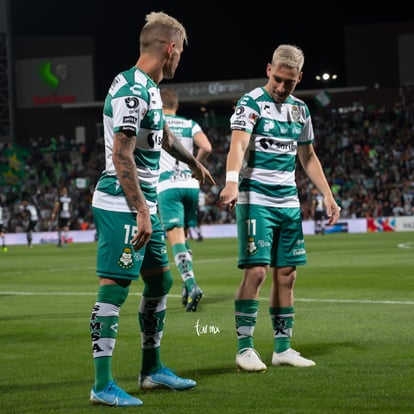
[163,133,196,167]
[114,135,146,207]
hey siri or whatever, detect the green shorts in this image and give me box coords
[93,207,169,281]
[157,187,199,231]
[236,204,307,268]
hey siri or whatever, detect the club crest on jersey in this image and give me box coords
[118,247,134,269]
[290,105,301,122]
[246,237,258,256]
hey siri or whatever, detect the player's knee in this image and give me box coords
[162,270,174,293]
[97,283,129,306]
[141,269,173,296]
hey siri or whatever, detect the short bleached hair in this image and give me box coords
[272,44,304,72]
[140,11,188,51]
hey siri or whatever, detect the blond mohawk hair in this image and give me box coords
[140,11,188,51]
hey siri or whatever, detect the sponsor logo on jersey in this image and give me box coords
[235,106,245,115]
[125,97,139,109]
[122,116,137,124]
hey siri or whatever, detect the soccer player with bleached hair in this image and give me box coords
[89,11,215,407]
[220,44,340,372]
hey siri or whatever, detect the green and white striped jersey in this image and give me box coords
[157,114,201,193]
[93,67,164,214]
[230,87,314,208]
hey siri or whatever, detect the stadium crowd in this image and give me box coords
[1,100,413,234]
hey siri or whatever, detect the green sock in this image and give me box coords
[185,239,191,251]
[235,299,259,352]
[139,272,173,375]
[91,284,129,390]
[270,306,294,353]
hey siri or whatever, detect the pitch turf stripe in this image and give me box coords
[0,259,234,276]
[295,298,414,305]
[1,291,413,305]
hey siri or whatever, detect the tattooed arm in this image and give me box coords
[162,124,216,185]
[112,131,152,250]
[162,123,197,166]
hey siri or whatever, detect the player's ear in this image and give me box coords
[166,42,175,59]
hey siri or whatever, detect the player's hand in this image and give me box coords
[190,160,216,185]
[220,182,238,211]
[325,196,341,225]
[131,208,152,251]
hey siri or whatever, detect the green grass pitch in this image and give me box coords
[1,232,414,413]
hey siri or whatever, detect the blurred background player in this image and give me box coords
[311,187,326,234]
[157,87,212,311]
[187,189,206,241]
[51,186,72,247]
[20,200,39,248]
[0,201,7,252]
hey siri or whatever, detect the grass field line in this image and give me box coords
[0,258,236,276]
[1,290,413,305]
